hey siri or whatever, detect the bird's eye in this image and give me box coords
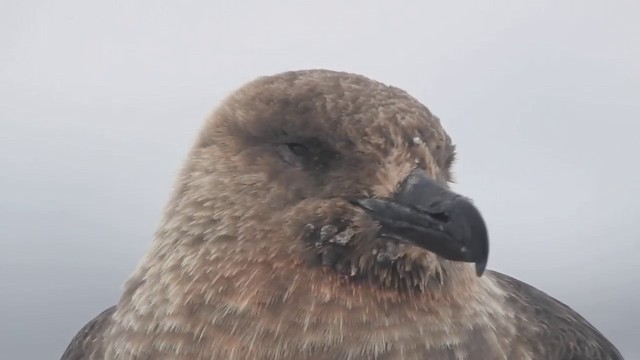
[278,138,336,169]
[286,143,311,157]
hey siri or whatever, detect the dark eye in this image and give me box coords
[278,138,337,169]
[286,142,311,157]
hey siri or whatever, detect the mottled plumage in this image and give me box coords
[61,69,623,360]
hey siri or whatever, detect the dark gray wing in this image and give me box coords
[60,306,116,360]
[489,271,624,360]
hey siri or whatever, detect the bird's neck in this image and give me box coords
[107,228,505,359]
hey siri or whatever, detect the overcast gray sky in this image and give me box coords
[1,1,638,358]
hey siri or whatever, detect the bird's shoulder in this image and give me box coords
[488,270,623,360]
[60,305,116,360]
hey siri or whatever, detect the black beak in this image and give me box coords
[352,169,489,276]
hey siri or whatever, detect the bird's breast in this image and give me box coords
[106,265,523,360]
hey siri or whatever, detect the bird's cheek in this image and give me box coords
[279,198,362,244]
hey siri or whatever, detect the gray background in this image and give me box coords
[1,1,638,358]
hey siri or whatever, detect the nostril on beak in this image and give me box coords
[428,212,450,223]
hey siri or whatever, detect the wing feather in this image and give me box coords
[490,271,623,360]
[60,306,116,360]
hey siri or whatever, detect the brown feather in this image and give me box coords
[61,69,623,360]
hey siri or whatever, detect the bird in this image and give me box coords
[61,69,623,360]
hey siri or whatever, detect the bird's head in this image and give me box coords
[161,69,488,293]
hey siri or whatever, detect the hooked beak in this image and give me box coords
[351,169,489,276]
